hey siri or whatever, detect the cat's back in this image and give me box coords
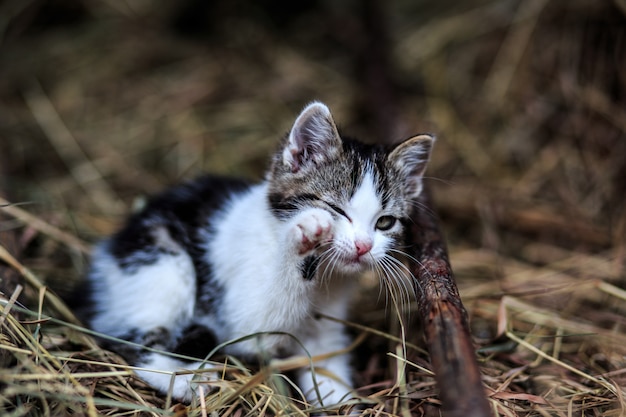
[73,175,252,327]
[110,175,252,258]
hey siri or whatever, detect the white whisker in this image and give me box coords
[387,248,432,298]
[371,257,393,311]
[377,256,412,318]
[370,252,412,323]
[316,243,341,289]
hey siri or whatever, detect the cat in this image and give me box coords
[75,101,434,408]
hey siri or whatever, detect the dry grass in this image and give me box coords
[1,0,625,415]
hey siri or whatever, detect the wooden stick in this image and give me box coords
[407,187,491,417]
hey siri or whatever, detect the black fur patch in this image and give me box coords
[301,255,320,281]
[173,324,218,360]
[268,192,320,219]
[111,176,249,267]
[97,327,169,365]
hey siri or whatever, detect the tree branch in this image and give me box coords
[407,187,491,417]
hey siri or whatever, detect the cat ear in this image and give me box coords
[388,134,435,199]
[282,102,342,172]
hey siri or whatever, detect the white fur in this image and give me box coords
[207,185,313,350]
[134,355,207,402]
[328,169,400,275]
[90,230,196,336]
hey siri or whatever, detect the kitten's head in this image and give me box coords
[268,101,434,276]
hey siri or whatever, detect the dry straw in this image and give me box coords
[1,0,625,415]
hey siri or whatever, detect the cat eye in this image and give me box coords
[326,202,351,221]
[375,215,396,231]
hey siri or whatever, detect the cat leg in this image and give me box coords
[135,353,218,402]
[89,235,220,401]
[127,325,221,402]
[284,208,356,406]
[89,232,197,338]
[297,320,354,408]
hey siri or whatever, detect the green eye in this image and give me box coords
[375,215,396,231]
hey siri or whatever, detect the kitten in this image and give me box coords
[76,102,434,408]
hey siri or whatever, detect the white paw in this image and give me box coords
[299,370,354,409]
[290,209,334,255]
[135,361,219,403]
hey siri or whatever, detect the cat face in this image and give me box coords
[327,167,404,275]
[267,102,434,276]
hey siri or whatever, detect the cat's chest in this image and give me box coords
[198,278,318,356]
[217,266,317,334]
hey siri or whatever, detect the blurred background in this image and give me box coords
[0,0,625,415]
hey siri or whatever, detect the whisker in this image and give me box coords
[377,256,412,318]
[387,248,431,297]
[373,254,410,321]
[377,261,398,313]
[408,198,438,216]
[371,257,393,311]
[422,176,454,186]
[367,253,390,306]
[316,243,341,289]
[375,257,409,362]
[383,255,416,296]
[363,251,411,367]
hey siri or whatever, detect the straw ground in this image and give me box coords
[1,0,625,415]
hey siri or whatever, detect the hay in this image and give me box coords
[1,0,625,415]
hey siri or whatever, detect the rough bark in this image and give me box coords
[407,187,492,417]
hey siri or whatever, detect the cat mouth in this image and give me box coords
[338,254,372,271]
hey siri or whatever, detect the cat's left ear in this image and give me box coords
[388,134,435,199]
[282,102,342,172]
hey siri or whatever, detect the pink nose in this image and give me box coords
[355,240,373,257]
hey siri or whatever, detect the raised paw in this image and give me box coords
[291,209,334,255]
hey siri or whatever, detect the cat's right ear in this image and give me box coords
[388,134,435,199]
[282,102,342,173]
